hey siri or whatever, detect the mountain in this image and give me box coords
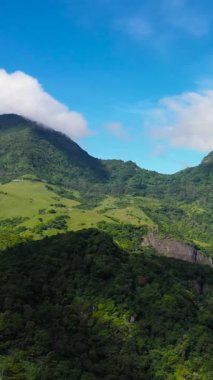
[0,115,212,379]
[0,113,108,188]
[0,113,212,256]
[102,154,213,205]
[1,114,212,200]
[0,114,168,202]
[0,229,212,379]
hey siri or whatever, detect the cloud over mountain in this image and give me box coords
[0,69,89,139]
[146,90,213,151]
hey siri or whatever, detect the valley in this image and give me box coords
[2,1,213,377]
[0,114,212,257]
[0,114,212,380]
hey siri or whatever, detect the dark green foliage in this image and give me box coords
[0,218,30,250]
[97,221,148,251]
[0,229,212,379]
[102,157,213,205]
[0,114,108,189]
[0,217,27,228]
[142,201,213,250]
[32,215,68,233]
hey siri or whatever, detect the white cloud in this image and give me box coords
[106,122,131,141]
[0,69,90,139]
[145,90,213,151]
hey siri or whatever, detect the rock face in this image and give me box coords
[143,231,213,268]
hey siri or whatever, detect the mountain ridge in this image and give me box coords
[1,113,212,204]
[0,113,211,174]
[0,113,212,257]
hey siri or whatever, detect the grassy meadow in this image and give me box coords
[0,178,212,255]
[0,179,154,248]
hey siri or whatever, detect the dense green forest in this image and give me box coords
[0,229,212,380]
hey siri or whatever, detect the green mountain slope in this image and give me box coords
[0,114,212,256]
[201,151,213,166]
[0,114,108,188]
[0,116,212,379]
[0,114,212,204]
[0,229,212,380]
[102,155,212,205]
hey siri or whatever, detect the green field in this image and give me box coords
[0,180,155,248]
[0,179,152,225]
[0,179,212,254]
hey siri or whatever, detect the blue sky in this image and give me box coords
[0,0,213,173]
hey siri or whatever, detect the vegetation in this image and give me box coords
[0,115,212,206]
[0,179,212,255]
[0,114,108,189]
[0,112,212,254]
[0,115,212,379]
[0,181,152,250]
[0,229,212,380]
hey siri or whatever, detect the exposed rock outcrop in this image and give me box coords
[143,231,213,268]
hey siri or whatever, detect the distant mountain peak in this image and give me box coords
[0,113,31,126]
[0,113,108,185]
[201,151,213,165]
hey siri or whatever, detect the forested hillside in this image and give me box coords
[0,114,212,256]
[1,114,212,203]
[1,0,213,379]
[0,229,212,379]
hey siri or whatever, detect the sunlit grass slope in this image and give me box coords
[0,178,212,254]
[0,180,154,248]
